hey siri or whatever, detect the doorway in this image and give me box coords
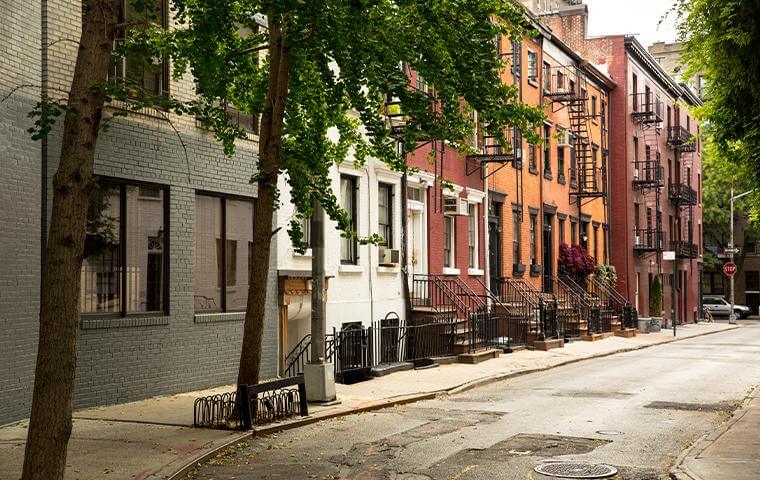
[543,213,554,293]
[488,201,503,294]
[407,202,427,285]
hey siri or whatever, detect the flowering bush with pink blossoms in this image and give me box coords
[558,243,596,283]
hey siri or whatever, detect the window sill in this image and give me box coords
[558,174,566,185]
[527,79,539,88]
[294,248,313,258]
[377,265,401,275]
[442,267,461,276]
[528,167,539,175]
[544,171,553,181]
[80,315,170,330]
[339,264,363,274]
[468,268,485,276]
[194,311,246,324]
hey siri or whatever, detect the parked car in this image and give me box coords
[702,295,752,318]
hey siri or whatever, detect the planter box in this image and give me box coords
[649,317,662,332]
[638,316,652,333]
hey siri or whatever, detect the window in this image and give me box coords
[81,180,168,315]
[593,225,599,263]
[559,218,566,244]
[557,139,565,179]
[378,183,393,247]
[340,175,358,264]
[512,207,521,265]
[543,124,552,175]
[557,71,565,91]
[527,50,538,83]
[632,74,638,109]
[633,137,639,162]
[571,219,577,245]
[543,62,551,91]
[299,214,311,247]
[593,145,599,169]
[603,228,608,263]
[112,0,169,98]
[416,72,429,93]
[468,203,478,269]
[226,105,259,135]
[746,272,759,291]
[591,95,597,119]
[407,186,423,202]
[195,194,254,312]
[601,100,607,129]
[444,215,456,268]
[530,214,537,266]
[529,143,537,170]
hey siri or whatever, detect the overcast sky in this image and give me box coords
[584,0,679,48]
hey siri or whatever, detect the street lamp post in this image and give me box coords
[729,182,754,325]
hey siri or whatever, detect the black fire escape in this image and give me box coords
[667,123,699,259]
[544,65,606,202]
[465,41,519,180]
[631,91,665,256]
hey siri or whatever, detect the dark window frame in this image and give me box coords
[378,182,394,248]
[82,177,170,318]
[195,191,255,313]
[112,0,170,99]
[340,175,359,265]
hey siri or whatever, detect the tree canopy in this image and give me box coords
[163,0,545,250]
[674,0,760,185]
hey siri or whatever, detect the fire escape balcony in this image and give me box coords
[466,133,516,178]
[633,228,664,253]
[543,65,582,102]
[671,240,699,259]
[666,126,696,152]
[668,182,698,206]
[632,161,664,188]
[631,92,663,124]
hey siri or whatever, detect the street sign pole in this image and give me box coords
[730,182,736,324]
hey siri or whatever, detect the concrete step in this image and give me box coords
[457,348,501,364]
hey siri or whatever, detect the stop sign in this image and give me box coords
[723,262,737,277]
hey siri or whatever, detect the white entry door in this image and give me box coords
[407,203,426,283]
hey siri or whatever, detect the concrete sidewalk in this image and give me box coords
[673,384,760,480]
[0,322,735,480]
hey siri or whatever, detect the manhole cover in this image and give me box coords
[534,462,618,478]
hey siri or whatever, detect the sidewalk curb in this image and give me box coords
[166,324,738,480]
[669,383,760,480]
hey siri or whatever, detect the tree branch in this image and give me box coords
[229,44,269,59]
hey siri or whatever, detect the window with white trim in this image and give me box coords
[444,215,456,268]
[468,203,478,269]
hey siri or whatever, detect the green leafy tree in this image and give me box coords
[701,134,760,274]
[649,274,663,317]
[164,0,545,386]
[673,0,760,183]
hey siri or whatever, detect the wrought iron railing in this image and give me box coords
[666,125,695,151]
[668,182,698,206]
[632,161,664,188]
[634,228,665,252]
[672,240,699,259]
[546,275,590,338]
[631,92,663,123]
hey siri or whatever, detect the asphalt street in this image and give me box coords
[186,322,760,480]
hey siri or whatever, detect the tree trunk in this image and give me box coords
[238,19,290,386]
[21,2,119,479]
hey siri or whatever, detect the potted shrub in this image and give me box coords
[648,274,663,332]
[558,243,596,286]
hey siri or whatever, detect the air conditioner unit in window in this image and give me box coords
[379,247,401,266]
[633,168,640,180]
[635,235,641,246]
[443,196,469,216]
[558,131,572,147]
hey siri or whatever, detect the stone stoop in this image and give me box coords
[600,332,616,339]
[533,338,565,351]
[615,328,637,338]
[457,348,501,364]
[581,332,605,342]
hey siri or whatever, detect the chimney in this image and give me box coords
[541,3,589,54]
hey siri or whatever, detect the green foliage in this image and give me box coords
[673,0,760,184]
[23,1,546,254]
[164,0,545,252]
[701,134,760,269]
[595,264,618,288]
[649,274,663,317]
